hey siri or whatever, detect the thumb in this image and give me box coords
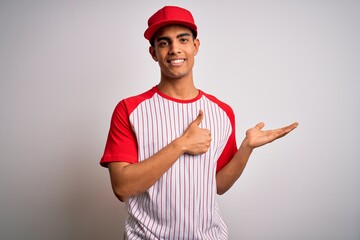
[255,122,265,130]
[192,110,204,126]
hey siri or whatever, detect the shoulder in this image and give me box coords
[201,90,235,117]
[114,87,157,115]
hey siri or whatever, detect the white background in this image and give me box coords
[1,0,359,239]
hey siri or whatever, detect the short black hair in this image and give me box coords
[149,28,197,47]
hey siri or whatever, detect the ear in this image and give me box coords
[149,46,158,62]
[193,38,200,56]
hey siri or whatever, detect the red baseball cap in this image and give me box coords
[144,6,198,41]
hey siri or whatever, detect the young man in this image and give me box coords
[100,6,298,239]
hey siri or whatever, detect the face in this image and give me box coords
[149,25,200,81]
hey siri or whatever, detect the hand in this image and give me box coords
[179,110,211,155]
[245,122,299,149]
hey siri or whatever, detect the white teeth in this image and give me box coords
[171,59,184,64]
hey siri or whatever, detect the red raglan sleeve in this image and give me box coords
[216,104,238,173]
[100,100,138,167]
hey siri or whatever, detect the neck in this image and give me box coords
[157,77,198,100]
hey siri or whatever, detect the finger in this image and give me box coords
[272,122,299,138]
[192,110,204,126]
[255,122,265,130]
[281,122,299,133]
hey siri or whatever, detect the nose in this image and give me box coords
[168,42,181,55]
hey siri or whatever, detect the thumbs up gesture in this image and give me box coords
[178,110,212,155]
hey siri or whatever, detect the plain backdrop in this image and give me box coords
[1,0,359,239]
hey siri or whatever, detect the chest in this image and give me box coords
[129,96,232,160]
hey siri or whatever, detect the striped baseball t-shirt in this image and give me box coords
[101,86,237,239]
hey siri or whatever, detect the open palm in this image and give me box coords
[246,122,299,149]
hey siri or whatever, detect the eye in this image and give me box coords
[180,38,189,43]
[158,41,168,47]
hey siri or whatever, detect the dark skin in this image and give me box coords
[108,25,299,201]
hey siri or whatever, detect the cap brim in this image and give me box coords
[144,20,197,41]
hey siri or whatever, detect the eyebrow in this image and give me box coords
[156,32,192,42]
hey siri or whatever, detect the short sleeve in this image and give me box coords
[100,100,138,167]
[216,105,238,172]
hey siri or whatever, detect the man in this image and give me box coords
[100,6,298,239]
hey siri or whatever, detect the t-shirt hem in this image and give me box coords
[100,156,137,168]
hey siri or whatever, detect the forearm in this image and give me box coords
[109,138,186,201]
[216,121,299,195]
[216,139,253,195]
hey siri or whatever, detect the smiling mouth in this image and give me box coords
[168,59,185,65]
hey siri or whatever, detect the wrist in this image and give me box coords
[240,138,254,153]
[172,137,187,154]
